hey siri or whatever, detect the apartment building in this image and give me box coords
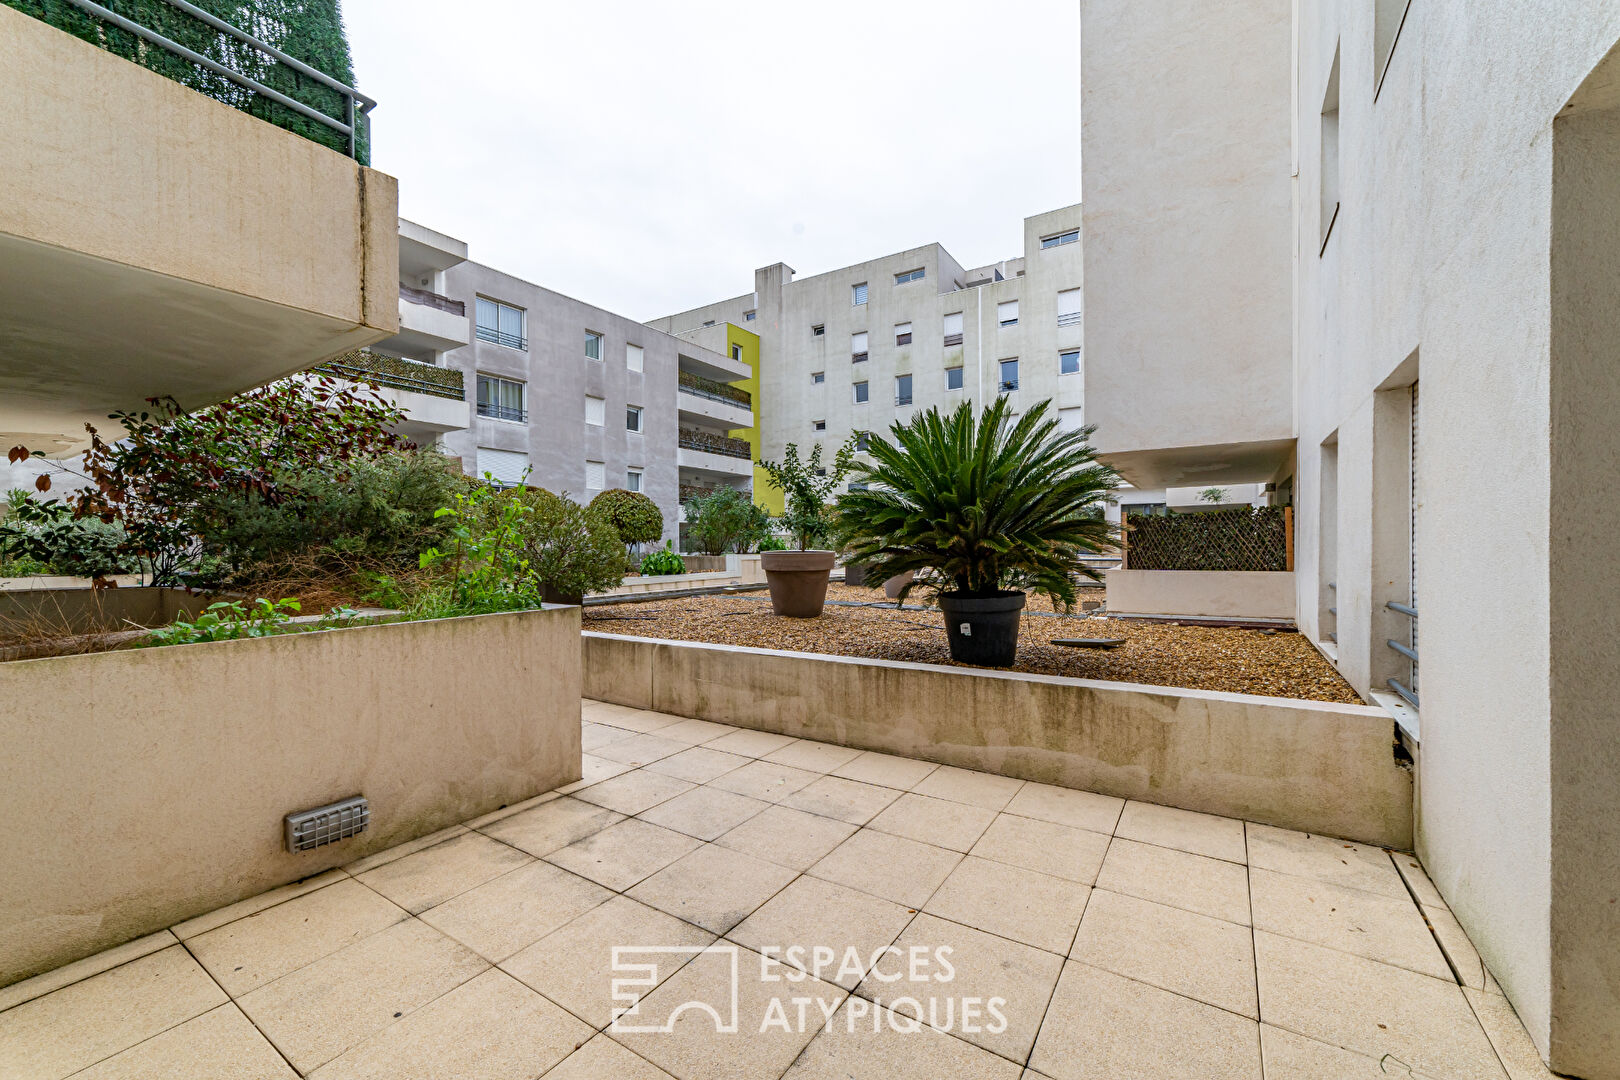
[648,204,1090,513]
[1080,1,1620,1073]
[347,222,752,545]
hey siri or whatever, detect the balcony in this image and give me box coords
[678,428,753,479]
[678,370,750,409]
[677,371,753,429]
[399,284,464,318]
[679,429,751,459]
[393,284,470,354]
[315,349,468,435]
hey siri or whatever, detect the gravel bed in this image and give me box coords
[584,592,1362,704]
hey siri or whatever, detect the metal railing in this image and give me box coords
[399,284,465,317]
[1386,600,1419,709]
[1057,311,1082,327]
[679,429,752,460]
[896,393,913,406]
[943,333,964,347]
[477,402,527,423]
[475,325,527,350]
[851,351,869,363]
[677,370,751,408]
[50,0,376,159]
[314,349,464,401]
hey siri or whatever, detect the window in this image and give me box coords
[626,405,643,433]
[853,381,869,404]
[895,374,913,406]
[731,342,743,361]
[811,371,825,384]
[945,366,964,391]
[477,375,526,422]
[852,282,868,306]
[813,420,826,432]
[854,431,870,452]
[997,300,1019,328]
[1060,350,1081,376]
[626,467,643,492]
[894,268,924,285]
[943,311,963,346]
[1374,0,1412,98]
[1320,47,1341,252]
[1058,288,1082,327]
[849,481,870,492]
[1040,229,1079,249]
[895,322,912,346]
[476,447,528,487]
[1058,406,1085,432]
[999,358,1019,392]
[475,298,526,349]
[851,332,869,362]
[585,460,605,490]
[626,343,644,372]
[585,330,603,360]
[584,395,605,426]
[703,320,715,327]
[812,324,825,337]
[744,310,757,322]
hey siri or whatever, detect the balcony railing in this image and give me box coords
[475,325,527,350]
[943,332,964,347]
[399,284,465,317]
[1058,311,1082,327]
[679,429,752,460]
[477,403,527,423]
[677,370,751,408]
[314,349,464,400]
[35,0,377,160]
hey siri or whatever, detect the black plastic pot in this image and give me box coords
[843,563,868,588]
[938,591,1027,667]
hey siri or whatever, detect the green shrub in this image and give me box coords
[756,438,857,550]
[588,488,664,549]
[142,598,302,647]
[411,481,540,617]
[0,489,134,578]
[756,534,788,552]
[684,487,770,554]
[510,489,624,600]
[639,541,685,576]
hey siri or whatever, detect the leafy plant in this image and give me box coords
[413,477,539,616]
[0,489,133,579]
[756,437,857,550]
[834,397,1119,610]
[589,488,664,550]
[1199,487,1229,504]
[640,541,686,576]
[510,489,625,600]
[756,534,789,552]
[141,598,302,647]
[684,487,770,555]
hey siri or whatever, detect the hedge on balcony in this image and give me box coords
[1124,506,1290,572]
[6,0,368,162]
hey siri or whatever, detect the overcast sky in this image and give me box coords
[344,1,1080,321]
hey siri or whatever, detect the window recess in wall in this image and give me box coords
[744,310,756,321]
[895,374,913,406]
[852,282,868,306]
[585,460,605,490]
[627,467,643,492]
[627,343,644,372]
[851,332,868,363]
[945,366,964,391]
[585,330,604,360]
[475,298,526,350]
[626,405,643,433]
[943,311,963,346]
[812,323,825,337]
[853,381,869,404]
[811,371,825,384]
[1060,349,1081,376]
[1373,0,1413,101]
[997,300,1019,328]
[585,395,605,426]
[1057,288,1082,327]
[894,268,924,285]
[477,375,526,423]
[895,322,912,346]
[476,447,529,487]
[1319,45,1341,255]
[1040,229,1078,249]
[998,358,1019,393]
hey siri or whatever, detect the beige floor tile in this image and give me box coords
[831,750,941,790]
[0,930,178,1013]
[1392,852,1448,908]
[1245,822,1407,899]
[309,969,589,1080]
[643,745,752,784]
[477,795,624,857]
[655,717,740,744]
[545,818,704,892]
[355,831,533,914]
[611,944,844,1080]
[782,997,1023,1079]
[189,878,406,996]
[1095,837,1251,925]
[343,826,468,875]
[713,804,858,871]
[628,844,799,933]
[1003,782,1124,835]
[1029,960,1262,1080]
[969,813,1111,883]
[729,875,916,989]
[1464,987,1560,1080]
[708,759,821,802]
[460,792,563,832]
[637,786,771,841]
[1253,931,1506,1080]
[1115,800,1248,863]
[591,733,691,767]
[764,739,864,774]
[782,775,904,825]
[237,920,487,1075]
[418,861,613,962]
[1260,1023,1441,1080]
[0,946,227,1080]
[572,770,695,816]
[1070,889,1257,1018]
[582,703,681,733]
[1250,867,1451,980]
[71,1004,294,1080]
[555,753,635,793]
[582,721,629,751]
[867,792,997,852]
[911,765,1023,811]
[503,896,714,1028]
[704,728,798,758]
[542,1035,677,1079]
[859,912,1064,1062]
[171,868,349,940]
[1428,904,1487,988]
[925,856,1089,954]
[809,829,962,908]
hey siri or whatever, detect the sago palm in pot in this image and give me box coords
[835,396,1119,665]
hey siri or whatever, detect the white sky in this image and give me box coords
[344,0,1080,321]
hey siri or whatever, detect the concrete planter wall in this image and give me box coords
[1105,569,1296,620]
[0,608,582,987]
[582,632,1410,849]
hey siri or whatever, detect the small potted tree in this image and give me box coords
[836,398,1118,666]
[756,438,856,617]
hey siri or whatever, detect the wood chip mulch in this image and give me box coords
[584,589,1363,704]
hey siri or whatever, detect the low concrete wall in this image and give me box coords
[0,586,211,634]
[1106,569,1297,619]
[583,633,1410,849]
[0,608,582,986]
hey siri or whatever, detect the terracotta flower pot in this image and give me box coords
[761,549,836,617]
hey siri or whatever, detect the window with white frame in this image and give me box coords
[946,366,964,391]
[943,311,963,346]
[626,467,643,492]
[1060,349,1081,376]
[585,395,605,426]
[895,373,913,406]
[626,404,643,432]
[1040,229,1079,249]
[894,268,924,285]
[475,298,526,349]
[813,419,826,432]
[585,330,603,360]
[854,431,870,451]
[585,460,605,490]
[852,282,868,306]
[744,310,757,321]
[626,343,644,372]
[851,332,868,362]
[731,342,742,361]
[476,447,529,486]
[895,322,912,346]
[853,381,869,404]
[477,375,526,422]
[999,358,1019,392]
[1058,289,1081,327]
[811,371,825,384]
[997,300,1019,328]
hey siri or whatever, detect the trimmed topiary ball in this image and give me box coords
[588,488,664,547]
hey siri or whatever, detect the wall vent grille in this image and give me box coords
[285,796,369,852]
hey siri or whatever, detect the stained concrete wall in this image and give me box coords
[0,608,582,986]
[582,633,1410,849]
[1105,570,1295,620]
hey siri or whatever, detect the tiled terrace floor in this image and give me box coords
[1,700,1554,1080]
